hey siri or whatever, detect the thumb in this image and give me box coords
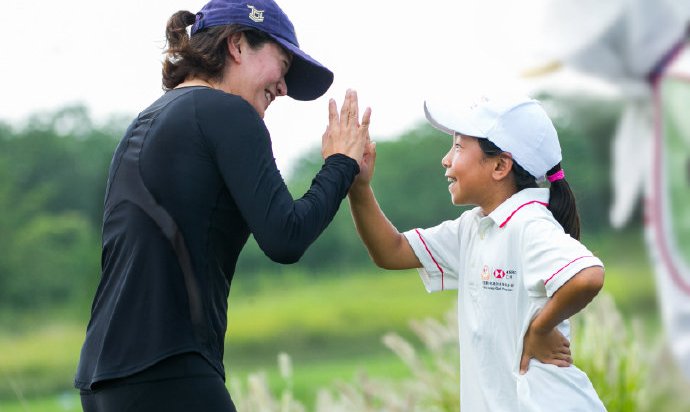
[321,125,329,145]
[361,107,372,132]
[519,353,530,375]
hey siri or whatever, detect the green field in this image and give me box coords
[0,267,456,411]
[1,230,686,411]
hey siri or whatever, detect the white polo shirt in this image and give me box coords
[403,188,606,412]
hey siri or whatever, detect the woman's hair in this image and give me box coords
[477,138,581,240]
[162,10,274,90]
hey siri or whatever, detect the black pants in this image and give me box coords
[80,352,237,412]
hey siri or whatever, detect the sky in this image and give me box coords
[3,0,556,174]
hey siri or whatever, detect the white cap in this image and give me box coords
[424,95,562,180]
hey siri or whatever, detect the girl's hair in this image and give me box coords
[162,10,274,90]
[478,138,581,240]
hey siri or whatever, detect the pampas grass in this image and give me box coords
[229,293,690,412]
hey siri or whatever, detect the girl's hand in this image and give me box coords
[351,140,376,190]
[520,323,572,374]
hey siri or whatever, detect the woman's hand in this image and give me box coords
[520,322,572,374]
[322,89,371,168]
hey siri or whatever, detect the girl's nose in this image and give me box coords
[441,151,451,168]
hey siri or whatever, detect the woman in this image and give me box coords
[75,0,370,410]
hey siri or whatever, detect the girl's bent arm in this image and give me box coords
[520,265,604,373]
[531,265,605,334]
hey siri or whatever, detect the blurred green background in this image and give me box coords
[0,95,687,411]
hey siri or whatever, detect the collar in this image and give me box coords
[485,188,550,229]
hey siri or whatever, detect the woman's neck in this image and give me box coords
[175,78,215,89]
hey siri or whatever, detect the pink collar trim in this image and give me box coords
[498,200,549,228]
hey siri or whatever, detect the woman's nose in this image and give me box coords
[277,78,288,97]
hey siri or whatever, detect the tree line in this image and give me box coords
[0,96,626,314]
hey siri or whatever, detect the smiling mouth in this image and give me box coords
[265,90,274,106]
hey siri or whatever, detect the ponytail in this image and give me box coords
[477,138,581,239]
[546,163,581,240]
[163,11,201,90]
[162,11,274,90]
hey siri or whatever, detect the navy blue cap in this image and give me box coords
[191,0,333,101]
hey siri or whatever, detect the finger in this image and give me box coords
[349,89,360,127]
[361,107,372,133]
[552,352,570,361]
[553,359,570,368]
[340,89,352,128]
[362,140,375,159]
[328,98,338,127]
[519,353,530,375]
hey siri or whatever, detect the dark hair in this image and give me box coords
[477,138,581,240]
[162,11,274,90]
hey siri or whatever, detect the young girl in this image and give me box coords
[349,95,607,411]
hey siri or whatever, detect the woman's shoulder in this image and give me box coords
[180,88,264,129]
[186,88,256,113]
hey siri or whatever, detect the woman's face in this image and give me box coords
[230,38,291,118]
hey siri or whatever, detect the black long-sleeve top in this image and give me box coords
[74,87,359,389]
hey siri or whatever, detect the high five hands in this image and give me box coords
[322,89,372,171]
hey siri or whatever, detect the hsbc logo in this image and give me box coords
[481,266,517,292]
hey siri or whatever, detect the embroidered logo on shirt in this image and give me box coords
[247,5,265,22]
[481,265,491,281]
[481,267,517,292]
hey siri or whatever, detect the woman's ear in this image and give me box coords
[493,153,514,181]
[227,32,244,62]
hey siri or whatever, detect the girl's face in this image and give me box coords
[442,133,496,206]
[229,38,291,118]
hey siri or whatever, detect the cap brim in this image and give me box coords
[272,36,333,101]
[423,100,486,138]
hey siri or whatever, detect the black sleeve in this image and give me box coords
[194,91,359,263]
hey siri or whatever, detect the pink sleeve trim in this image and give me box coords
[414,229,445,290]
[499,201,549,228]
[544,255,593,285]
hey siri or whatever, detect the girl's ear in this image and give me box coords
[227,32,244,62]
[493,153,513,181]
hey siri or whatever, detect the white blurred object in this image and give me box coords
[535,0,688,79]
[522,0,690,381]
[528,0,689,228]
[609,96,653,228]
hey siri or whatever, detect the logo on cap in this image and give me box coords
[469,95,489,110]
[247,5,264,23]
